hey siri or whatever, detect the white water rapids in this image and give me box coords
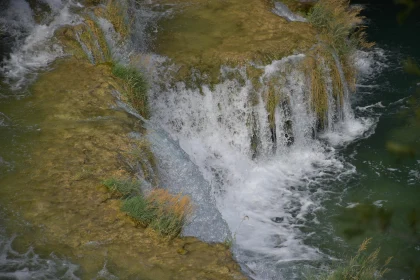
[0,0,388,279]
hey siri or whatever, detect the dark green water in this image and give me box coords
[311,2,420,279]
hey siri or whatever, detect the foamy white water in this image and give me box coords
[146,50,384,277]
[273,2,307,22]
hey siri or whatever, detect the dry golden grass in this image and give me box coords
[148,189,193,221]
[303,53,328,124]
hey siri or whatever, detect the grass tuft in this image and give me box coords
[103,177,141,198]
[308,0,374,95]
[308,0,373,57]
[120,188,193,238]
[112,64,149,118]
[121,195,155,226]
[313,238,392,280]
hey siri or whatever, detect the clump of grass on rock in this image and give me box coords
[104,177,193,239]
[112,64,149,118]
[308,0,373,57]
[121,188,193,238]
[103,177,141,198]
[311,238,391,280]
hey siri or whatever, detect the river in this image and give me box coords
[0,0,419,279]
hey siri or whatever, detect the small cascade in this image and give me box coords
[273,2,307,22]
[0,0,82,89]
[146,45,377,276]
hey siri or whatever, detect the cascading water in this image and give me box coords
[0,0,82,89]
[146,49,380,277]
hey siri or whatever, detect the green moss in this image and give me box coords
[112,64,149,118]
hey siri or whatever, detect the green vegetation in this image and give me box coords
[314,238,391,280]
[103,177,141,198]
[121,188,193,238]
[112,64,149,118]
[104,177,193,238]
[308,0,373,58]
[300,0,375,126]
[121,195,154,225]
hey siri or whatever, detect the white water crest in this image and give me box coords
[0,0,82,89]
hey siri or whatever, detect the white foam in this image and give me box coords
[148,54,371,277]
[354,48,388,82]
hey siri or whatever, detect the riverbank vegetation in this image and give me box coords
[309,238,391,280]
[112,64,149,118]
[301,0,374,126]
[104,178,193,238]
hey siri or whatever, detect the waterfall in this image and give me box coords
[272,2,307,22]
[0,0,384,278]
[145,45,380,276]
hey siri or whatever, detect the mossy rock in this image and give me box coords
[152,0,316,82]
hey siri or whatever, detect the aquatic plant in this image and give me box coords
[121,188,193,238]
[312,238,391,280]
[121,195,155,225]
[103,177,141,198]
[303,52,329,126]
[112,64,149,118]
